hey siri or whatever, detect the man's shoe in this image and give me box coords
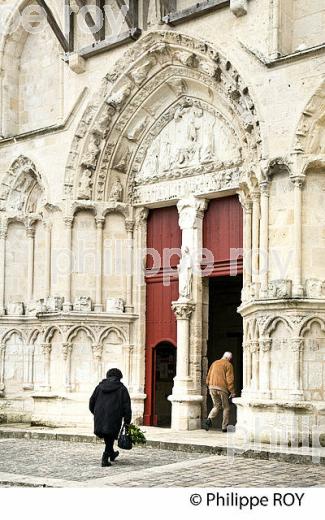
[101,453,112,467]
[222,428,227,433]
[110,450,119,462]
[204,418,212,431]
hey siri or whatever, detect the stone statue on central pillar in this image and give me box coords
[178,245,193,301]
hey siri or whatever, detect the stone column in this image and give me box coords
[242,341,252,396]
[92,343,103,382]
[239,195,252,301]
[259,181,270,299]
[122,344,134,388]
[44,222,52,300]
[0,225,7,315]
[23,344,34,391]
[130,208,148,421]
[40,343,52,391]
[125,219,135,313]
[259,338,272,399]
[290,176,305,297]
[0,343,5,396]
[63,217,73,311]
[250,340,260,394]
[290,337,304,400]
[26,226,35,303]
[62,342,73,392]
[251,191,260,298]
[94,217,104,312]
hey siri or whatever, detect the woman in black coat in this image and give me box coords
[89,368,132,467]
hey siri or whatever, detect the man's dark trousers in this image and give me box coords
[103,434,115,457]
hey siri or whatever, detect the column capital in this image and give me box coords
[171,300,195,320]
[95,216,105,228]
[0,343,5,354]
[62,342,73,361]
[91,343,103,360]
[251,190,260,202]
[125,218,135,234]
[41,343,52,356]
[250,340,260,353]
[291,337,304,352]
[238,191,253,212]
[135,207,149,228]
[259,180,270,196]
[63,216,74,228]
[26,226,35,239]
[290,174,305,189]
[177,196,208,230]
[260,338,272,352]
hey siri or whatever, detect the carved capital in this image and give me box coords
[125,219,135,234]
[171,301,195,320]
[64,216,74,228]
[290,175,305,189]
[250,340,260,353]
[62,342,73,361]
[92,343,103,360]
[177,196,208,229]
[135,207,149,228]
[291,338,304,352]
[259,180,270,196]
[95,216,105,228]
[260,338,272,352]
[251,190,260,203]
[0,343,5,354]
[26,226,35,239]
[41,343,52,357]
[230,0,248,17]
[238,191,252,212]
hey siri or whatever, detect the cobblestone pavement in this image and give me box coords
[0,438,325,487]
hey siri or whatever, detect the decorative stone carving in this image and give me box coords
[260,338,272,352]
[73,296,92,312]
[291,338,304,352]
[138,98,241,185]
[172,301,195,320]
[7,302,24,316]
[268,280,292,299]
[26,299,47,315]
[109,179,123,202]
[62,342,73,361]
[92,343,103,361]
[46,296,64,312]
[77,169,92,200]
[174,51,199,68]
[106,83,132,110]
[106,298,125,313]
[305,279,324,298]
[112,144,132,173]
[126,118,149,141]
[129,58,156,85]
[178,246,193,300]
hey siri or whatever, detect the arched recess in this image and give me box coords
[64,31,263,203]
[300,318,325,401]
[0,0,63,137]
[267,318,292,399]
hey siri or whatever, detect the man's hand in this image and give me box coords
[230,393,236,398]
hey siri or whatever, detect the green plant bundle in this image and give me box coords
[127,423,147,445]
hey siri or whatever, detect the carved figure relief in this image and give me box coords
[138,99,241,184]
[178,246,193,300]
[109,178,123,202]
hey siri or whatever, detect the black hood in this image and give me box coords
[99,378,123,393]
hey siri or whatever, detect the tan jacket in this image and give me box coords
[206,358,235,395]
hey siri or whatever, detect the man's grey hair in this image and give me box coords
[222,351,233,360]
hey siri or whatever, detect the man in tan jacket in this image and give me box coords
[204,352,235,432]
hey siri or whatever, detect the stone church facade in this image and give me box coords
[0,0,325,446]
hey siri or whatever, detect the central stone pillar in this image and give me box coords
[169,195,207,431]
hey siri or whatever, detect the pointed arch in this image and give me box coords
[67,325,95,344]
[0,155,47,215]
[64,31,263,203]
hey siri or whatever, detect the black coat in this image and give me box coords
[89,377,132,439]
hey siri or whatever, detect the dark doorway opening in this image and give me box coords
[153,342,176,427]
[207,274,243,427]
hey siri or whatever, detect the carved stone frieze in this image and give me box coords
[73,297,92,312]
[268,279,292,299]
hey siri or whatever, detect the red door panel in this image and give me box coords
[203,195,243,277]
[144,206,181,425]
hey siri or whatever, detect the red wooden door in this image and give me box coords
[203,195,243,277]
[144,206,181,425]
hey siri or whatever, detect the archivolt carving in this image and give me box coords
[0,156,46,215]
[99,327,127,345]
[64,31,262,203]
[299,317,325,337]
[67,326,95,343]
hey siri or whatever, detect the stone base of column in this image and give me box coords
[130,392,146,425]
[292,284,304,298]
[63,302,73,312]
[125,305,134,313]
[234,397,321,446]
[168,394,203,431]
[93,303,103,313]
